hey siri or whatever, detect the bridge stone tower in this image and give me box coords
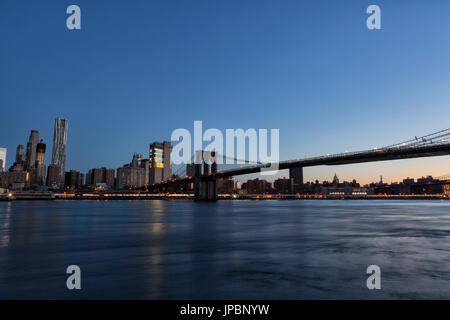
[194,150,218,201]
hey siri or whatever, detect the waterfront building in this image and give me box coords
[4,143,29,188]
[274,177,294,194]
[0,170,30,190]
[415,176,443,194]
[46,164,62,188]
[246,178,270,194]
[116,154,148,189]
[444,184,450,196]
[149,141,172,184]
[217,178,234,194]
[117,166,144,189]
[65,170,84,190]
[51,118,68,184]
[86,167,115,188]
[320,184,355,196]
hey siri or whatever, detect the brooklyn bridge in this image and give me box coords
[149,128,450,200]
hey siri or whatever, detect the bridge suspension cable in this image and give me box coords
[215,153,262,165]
[383,127,450,149]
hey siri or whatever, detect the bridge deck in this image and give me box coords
[149,142,450,188]
[211,142,450,178]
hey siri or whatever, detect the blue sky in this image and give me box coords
[1,0,450,184]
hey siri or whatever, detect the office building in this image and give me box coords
[25,130,39,169]
[246,178,270,194]
[15,144,26,164]
[32,139,46,186]
[51,118,68,183]
[217,178,234,194]
[0,148,6,172]
[86,167,115,188]
[8,145,27,172]
[274,177,294,194]
[46,164,62,188]
[289,167,303,186]
[0,170,30,190]
[149,141,172,184]
[116,154,149,189]
[65,170,84,190]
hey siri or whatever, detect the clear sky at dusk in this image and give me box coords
[1,0,450,184]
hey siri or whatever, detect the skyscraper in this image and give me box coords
[25,130,39,169]
[34,139,46,186]
[15,144,26,164]
[149,141,172,184]
[0,148,6,172]
[51,118,68,184]
[162,141,172,181]
[289,167,303,186]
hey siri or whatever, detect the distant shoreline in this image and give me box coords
[1,193,448,201]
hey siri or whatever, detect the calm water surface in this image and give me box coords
[0,200,449,299]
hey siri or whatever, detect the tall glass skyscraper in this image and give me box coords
[50,118,68,183]
[25,130,39,169]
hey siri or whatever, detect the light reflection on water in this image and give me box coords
[0,200,449,299]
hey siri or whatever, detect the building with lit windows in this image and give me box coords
[32,139,46,186]
[149,141,172,184]
[0,170,30,190]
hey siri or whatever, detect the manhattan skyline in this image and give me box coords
[1,0,450,184]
